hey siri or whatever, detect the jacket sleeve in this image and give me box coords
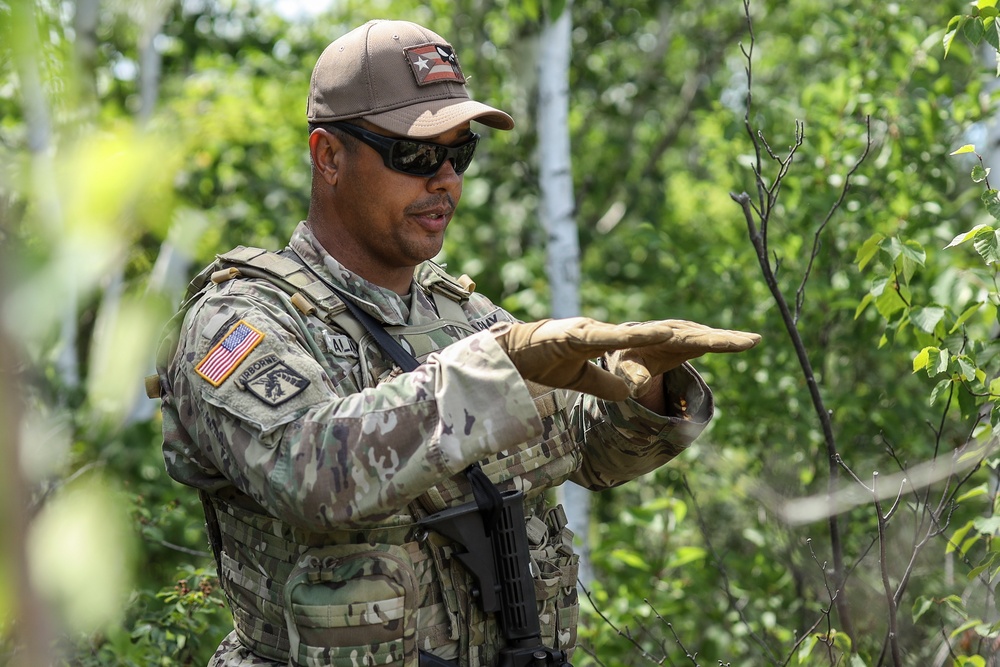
[570,362,714,490]
[455,292,716,491]
[161,283,543,530]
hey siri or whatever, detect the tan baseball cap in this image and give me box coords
[307,20,515,138]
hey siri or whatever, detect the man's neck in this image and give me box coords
[305,218,414,295]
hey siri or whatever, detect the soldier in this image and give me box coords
[150,19,760,667]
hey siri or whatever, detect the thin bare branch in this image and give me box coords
[731,189,856,639]
[681,476,781,664]
[665,623,700,666]
[873,475,903,666]
[795,117,873,323]
[579,581,665,664]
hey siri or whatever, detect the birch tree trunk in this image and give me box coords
[6,4,58,663]
[537,1,593,588]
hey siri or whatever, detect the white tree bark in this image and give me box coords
[537,1,593,588]
[7,4,58,663]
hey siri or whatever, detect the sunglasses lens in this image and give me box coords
[391,137,478,175]
[453,140,477,174]
[393,142,447,176]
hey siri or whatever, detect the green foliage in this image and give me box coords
[946,0,1000,73]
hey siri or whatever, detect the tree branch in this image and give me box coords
[730,0,872,645]
[873,474,902,666]
[795,117,873,323]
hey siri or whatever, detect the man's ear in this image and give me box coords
[309,129,343,186]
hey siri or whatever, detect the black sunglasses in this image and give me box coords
[330,122,480,177]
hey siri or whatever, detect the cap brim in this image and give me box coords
[363,98,514,138]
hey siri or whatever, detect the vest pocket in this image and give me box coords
[534,552,580,651]
[283,543,418,667]
[529,506,581,653]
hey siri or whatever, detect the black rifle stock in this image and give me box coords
[418,490,571,667]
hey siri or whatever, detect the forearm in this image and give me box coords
[633,373,667,414]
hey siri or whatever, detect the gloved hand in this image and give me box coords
[606,320,761,398]
[491,318,676,401]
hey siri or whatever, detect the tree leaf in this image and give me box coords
[609,548,650,571]
[974,515,1000,534]
[947,224,990,248]
[912,306,945,333]
[968,554,997,580]
[974,228,1000,264]
[987,17,1000,50]
[951,618,984,639]
[983,190,1000,219]
[973,164,991,182]
[951,303,984,332]
[930,378,952,406]
[870,276,889,297]
[880,236,904,262]
[797,634,819,661]
[668,546,706,568]
[934,348,951,375]
[947,520,975,554]
[965,17,986,45]
[958,357,977,382]
[875,287,907,319]
[945,28,960,57]
[856,232,886,269]
[855,292,874,320]
[913,346,935,372]
[912,596,934,623]
[901,239,927,266]
[951,143,978,155]
[957,484,989,503]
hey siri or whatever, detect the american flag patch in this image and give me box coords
[195,320,264,387]
[404,43,465,86]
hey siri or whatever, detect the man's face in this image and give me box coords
[317,122,472,291]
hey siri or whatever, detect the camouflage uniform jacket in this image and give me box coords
[157,221,714,667]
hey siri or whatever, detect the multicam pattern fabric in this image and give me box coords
[157,221,714,667]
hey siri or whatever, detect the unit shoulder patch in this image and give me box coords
[238,354,311,407]
[195,320,264,386]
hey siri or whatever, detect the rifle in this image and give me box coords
[418,489,572,667]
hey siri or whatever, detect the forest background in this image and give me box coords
[4,0,1000,665]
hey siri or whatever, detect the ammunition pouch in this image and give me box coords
[283,543,419,667]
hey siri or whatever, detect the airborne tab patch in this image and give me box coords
[238,354,311,407]
[196,320,264,387]
[404,43,465,86]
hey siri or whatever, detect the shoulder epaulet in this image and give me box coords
[418,261,475,302]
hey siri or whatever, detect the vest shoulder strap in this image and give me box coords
[417,261,476,327]
[213,247,372,346]
[212,246,347,321]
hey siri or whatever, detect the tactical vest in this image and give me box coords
[152,247,581,667]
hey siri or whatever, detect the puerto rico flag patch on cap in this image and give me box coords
[405,43,465,86]
[196,320,264,387]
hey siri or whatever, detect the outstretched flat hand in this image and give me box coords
[607,320,761,398]
[492,317,676,401]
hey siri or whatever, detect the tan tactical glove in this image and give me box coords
[491,318,676,401]
[608,320,761,398]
